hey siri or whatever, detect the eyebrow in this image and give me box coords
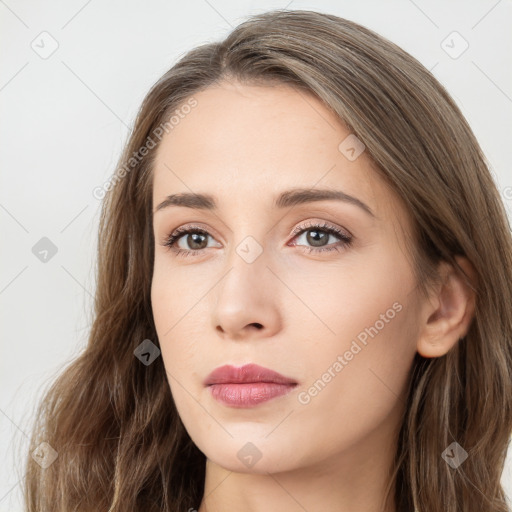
[154,188,375,217]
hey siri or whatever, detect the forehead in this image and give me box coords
[152,81,406,225]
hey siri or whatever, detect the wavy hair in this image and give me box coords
[24,9,512,512]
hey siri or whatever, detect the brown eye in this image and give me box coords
[165,229,211,251]
[290,222,353,254]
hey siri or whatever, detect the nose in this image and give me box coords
[211,248,282,341]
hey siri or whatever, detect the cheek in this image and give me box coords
[290,300,416,460]
[281,245,416,349]
[150,256,208,342]
[150,262,209,388]
[287,247,418,410]
[293,291,416,404]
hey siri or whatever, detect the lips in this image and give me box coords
[204,364,298,408]
[204,363,297,386]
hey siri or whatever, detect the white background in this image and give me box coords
[1,0,511,509]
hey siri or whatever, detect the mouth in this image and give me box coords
[204,363,297,386]
[204,363,298,408]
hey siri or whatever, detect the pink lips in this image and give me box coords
[204,363,297,407]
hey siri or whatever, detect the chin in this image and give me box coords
[201,438,302,475]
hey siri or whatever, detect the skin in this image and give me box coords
[150,81,476,512]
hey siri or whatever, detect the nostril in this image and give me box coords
[250,323,263,329]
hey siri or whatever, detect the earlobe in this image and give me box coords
[416,256,477,358]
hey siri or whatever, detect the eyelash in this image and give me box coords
[161,221,353,258]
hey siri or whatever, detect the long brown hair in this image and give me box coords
[24,9,512,511]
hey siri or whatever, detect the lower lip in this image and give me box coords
[208,382,296,407]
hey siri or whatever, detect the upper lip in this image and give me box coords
[204,363,297,386]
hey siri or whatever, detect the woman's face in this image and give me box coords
[151,81,422,474]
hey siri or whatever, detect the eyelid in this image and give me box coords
[289,219,352,240]
[163,218,351,242]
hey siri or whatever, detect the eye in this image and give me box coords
[161,224,219,257]
[160,221,353,257]
[288,221,353,254]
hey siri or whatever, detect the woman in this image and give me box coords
[24,9,512,512]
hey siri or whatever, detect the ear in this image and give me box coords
[417,256,477,358]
